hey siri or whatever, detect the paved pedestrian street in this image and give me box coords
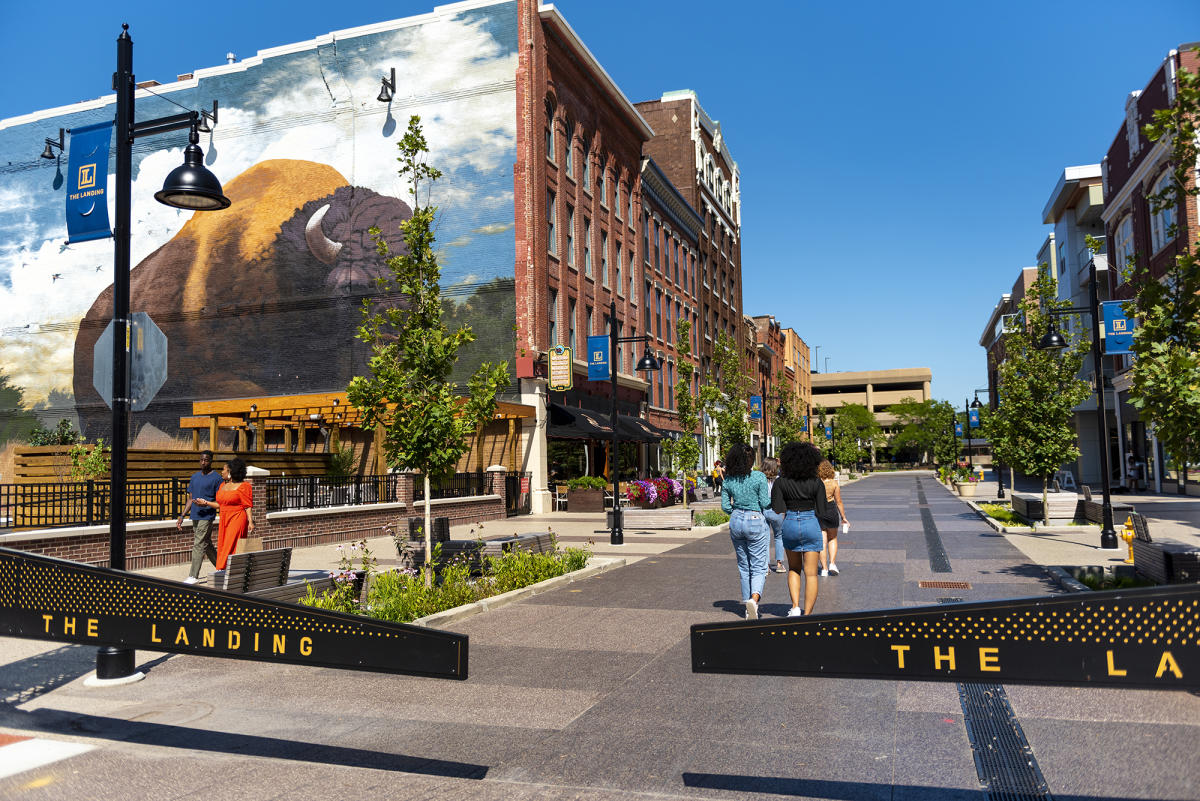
[1,473,1197,800]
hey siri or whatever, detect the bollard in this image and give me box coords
[1120,515,1136,564]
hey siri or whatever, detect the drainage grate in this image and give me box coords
[917,479,952,573]
[958,682,1052,800]
[919,580,972,589]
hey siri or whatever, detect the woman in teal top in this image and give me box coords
[721,443,771,619]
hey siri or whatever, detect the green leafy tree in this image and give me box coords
[698,330,753,455]
[890,397,956,466]
[348,116,510,587]
[829,402,883,467]
[984,266,1091,523]
[661,317,701,505]
[814,405,832,458]
[1123,58,1200,484]
[769,371,806,446]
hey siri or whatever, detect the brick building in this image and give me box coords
[781,327,812,438]
[750,315,787,457]
[635,91,745,387]
[1100,43,1200,491]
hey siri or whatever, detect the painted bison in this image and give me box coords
[72,159,411,439]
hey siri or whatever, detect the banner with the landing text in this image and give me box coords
[65,122,114,244]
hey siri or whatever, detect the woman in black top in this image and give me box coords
[771,442,829,616]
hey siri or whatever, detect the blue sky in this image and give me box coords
[1,0,1195,407]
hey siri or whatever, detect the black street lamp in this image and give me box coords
[963,397,976,470]
[1036,260,1119,550]
[84,25,230,682]
[608,301,661,545]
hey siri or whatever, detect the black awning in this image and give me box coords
[547,403,666,443]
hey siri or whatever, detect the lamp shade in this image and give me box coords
[154,143,231,210]
[636,346,661,372]
[1037,325,1069,351]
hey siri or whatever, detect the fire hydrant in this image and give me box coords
[1119,516,1136,564]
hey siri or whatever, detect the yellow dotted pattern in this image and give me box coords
[5,558,413,643]
[761,599,1200,648]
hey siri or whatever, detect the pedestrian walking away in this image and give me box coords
[720,444,770,620]
[762,456,786,573]
[818,459,848,576]
[176,449,222,584]
[772,442,829,616]
[711,460,725,492]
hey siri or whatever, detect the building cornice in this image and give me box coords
[640,157,703,239]
[1101,139,1170,223]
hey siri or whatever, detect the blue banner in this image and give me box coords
[968,408,980,428]
[587,335,610,381]
[801,415,808,432]
[1101,301,1135,355]
[748,396,762,420]
[955,422,963,437]
[825,425,833,439]
[65,122,113,244]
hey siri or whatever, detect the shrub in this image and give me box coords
[566,475,607,490]
[694,509,730,527]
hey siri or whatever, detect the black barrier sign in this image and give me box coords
[692,583,1200,690]
[0,547,467,680]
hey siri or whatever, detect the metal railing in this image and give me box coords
[411,472,487,502]
[255,474,405,513]
[505,472,533,516]
[0,479,187,530]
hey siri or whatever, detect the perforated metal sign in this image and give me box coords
[0,547,467,679]
[692,584,1199,690]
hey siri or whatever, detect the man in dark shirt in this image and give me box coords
[177,450,222,583]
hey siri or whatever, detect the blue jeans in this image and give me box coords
[764,509,785,563]
[729,509,769,600]
[782,509,823,552]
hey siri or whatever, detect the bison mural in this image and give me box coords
[72,159,412,439]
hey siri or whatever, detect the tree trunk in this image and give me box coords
[1041,477,1049,527]
[424,473,433,589]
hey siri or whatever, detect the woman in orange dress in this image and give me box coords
[194,456,255,570]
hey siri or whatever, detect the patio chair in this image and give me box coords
[551,484,569,511]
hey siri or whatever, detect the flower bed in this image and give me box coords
[300,538,590,623]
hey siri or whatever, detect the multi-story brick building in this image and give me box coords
[635,91,744,388]
[1100,43,1200,492]
[781,327,812,439]
[750,315,786,457]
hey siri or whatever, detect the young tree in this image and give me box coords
[769,371,806,446]
[890,397,956,466]
[1124,59,1200,486]
[348,116,510,587]
[661,317,701,506]
[985,266,1091,524]
[698,330,753,455]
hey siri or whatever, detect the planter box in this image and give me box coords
[567,488,605,513]
[957,483,978,497]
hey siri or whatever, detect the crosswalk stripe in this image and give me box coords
[0,738,94,780]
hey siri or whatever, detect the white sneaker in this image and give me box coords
[786,607,804,617]
[819,569,829,577]
[744,598,759,620]
[183,576,200,585]
[828,564,840,576]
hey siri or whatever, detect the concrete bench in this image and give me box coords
[615,507,694,530]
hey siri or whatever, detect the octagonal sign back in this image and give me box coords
[92,312,168,412]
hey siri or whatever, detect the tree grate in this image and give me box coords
[957,682,1052,801]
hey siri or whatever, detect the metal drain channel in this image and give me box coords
[957,683,1052,800]
[916,479,952,572]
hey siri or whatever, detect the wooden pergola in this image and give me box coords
[182,392,536,474]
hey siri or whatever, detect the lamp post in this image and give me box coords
[94,25,230,681]
[971,388,1004,498]
[1036,260,1119,550]
[608,301,661,545]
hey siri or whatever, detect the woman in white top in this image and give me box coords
[817,460,847,576]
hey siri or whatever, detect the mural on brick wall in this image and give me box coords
[0,1,518,446]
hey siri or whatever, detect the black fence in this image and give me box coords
[505,472,532,516]
[410,472,487,502]
[255,474,405,513]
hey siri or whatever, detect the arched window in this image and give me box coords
[1113,214,1134,285]
[1149,171,1177,253]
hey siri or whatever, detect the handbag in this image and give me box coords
[234,536,263,554]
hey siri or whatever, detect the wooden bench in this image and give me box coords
[394,531,558,573]
[617,507,694,530]
[210,547,344,605]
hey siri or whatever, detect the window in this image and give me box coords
[568,298,576,351]
[653,220,661,272]
[628,251,635,298]
[665,301,672,344]
[655,289,663,339]
[549,289,558,346]
[615,246,622,294]
[616,322,624,372]
[566,205,575,267]
[615,187,622,220]
[582,136,592,186]
[583,218,592,277]
[1114,215,1134,285]
[545,124,554,162]
[564,120,575,178]
[597,163,606,205]
[586,306,593,341]
[547,190,556,255]
[1057,241,1066,276]
[675,301,681,345]
[601,230,609,286]
[1150,172,1177,253]
[628,193,634,227]
[644,281,652,331]
[702,254,709,287]
[673,240,680,285]
[643,215,650,264]
[667,362,675,410]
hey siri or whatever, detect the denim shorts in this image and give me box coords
[781,509,823,552]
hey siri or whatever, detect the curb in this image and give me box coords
[410,556,627,627]
[1043,566,1090,593]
